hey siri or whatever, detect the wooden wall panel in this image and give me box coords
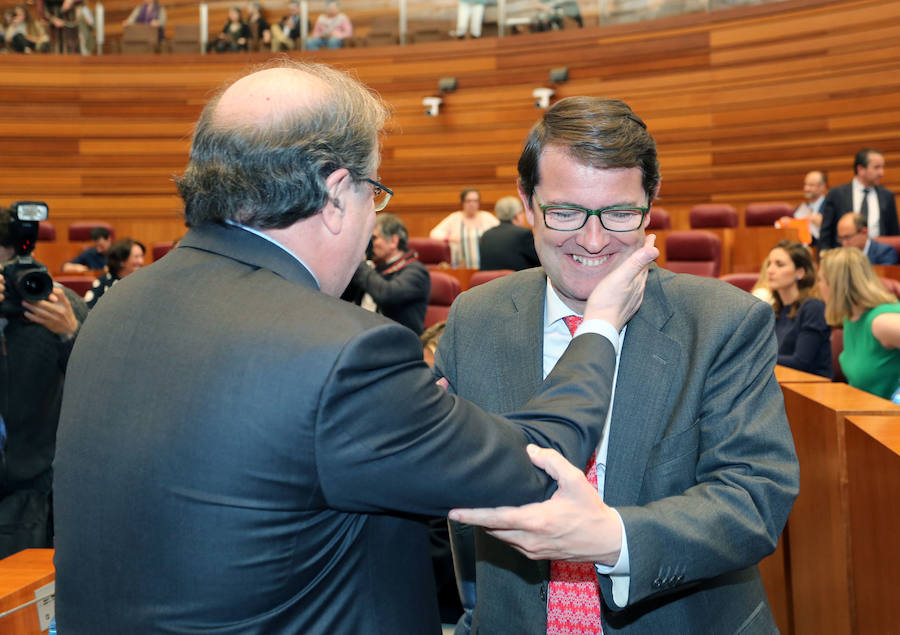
[2,0,900,270]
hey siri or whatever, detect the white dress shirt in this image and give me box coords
[543,280,632,608]
[853,177,881,238]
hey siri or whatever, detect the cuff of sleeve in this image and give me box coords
[574,319,620,355]
[595,508,630,608]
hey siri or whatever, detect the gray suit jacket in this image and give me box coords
[53,223,620,635]
[435,266,799,634]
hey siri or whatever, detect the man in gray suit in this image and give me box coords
[439,97,799,634]
[51,62,658,634]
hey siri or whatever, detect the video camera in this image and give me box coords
[1,201,54,317]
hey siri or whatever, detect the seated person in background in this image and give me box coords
[270,0,300,50]
[246,2,270,49]
[5,4,49,53]
[785,170,827,245]
[820,247,900,399]
[766,240,832,377]
[305,1,351,50]
[0,207,87,559]
[429,188,499,268]
[531,1,583,30]
[837,211,899,265]
[122,0,166,42]
[342,213,430,335]
[214,6,250,52]
[84,238,145,309]
[479,195,540,271]
[62,226,110,273]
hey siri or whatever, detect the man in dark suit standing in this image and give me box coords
[342,213,431,334]
[480,195,541,271]
[820,148,899,249]
[51,61,659,634]
[438,97,798,634]
[837,212,899,265]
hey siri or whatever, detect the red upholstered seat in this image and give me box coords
[408,237,451,266]
[719,272,759,293]
[469,269,514,287]
[38,221,56,242]
[425,270,461,328]
[55,275,95,297]
[645,206,671,230]
[745,202,794,227]
[665,230,721,277]
[68,221,114,242]
[152,242,173,262]
[689,204,738,229]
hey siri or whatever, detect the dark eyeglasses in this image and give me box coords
[534,192,649,232]
[364,178,393,212]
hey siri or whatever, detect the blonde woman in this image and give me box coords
[819,247,900,398]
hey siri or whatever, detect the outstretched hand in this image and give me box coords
[448,444,623,566]
[583,234,658,331]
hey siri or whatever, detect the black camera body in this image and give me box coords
[1,201,54,317]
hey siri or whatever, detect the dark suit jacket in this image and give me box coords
[820,182,900,248]
[52,222,620,635]
[342,257,430,334]
[479,221,541,271]
[868,239,899,265]
[434,267,799,634]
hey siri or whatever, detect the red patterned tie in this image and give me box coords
[547,315,603,634]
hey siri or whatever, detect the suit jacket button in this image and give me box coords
[652,578,662,589]
[540,585,547,601]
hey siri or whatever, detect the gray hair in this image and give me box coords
[376,213,408,251]
[177,60,389,229]
[494,195,523,222]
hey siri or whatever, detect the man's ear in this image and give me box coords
[320,168,351,236]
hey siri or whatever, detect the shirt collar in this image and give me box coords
[224,219,321,289]
[544,277,579,329]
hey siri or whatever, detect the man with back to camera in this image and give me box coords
[61,225,110,273]
[820,148,899,249]
[437,96,799,634]
[836,211,899,265]
[0,206,86,559]
[341,212,430,335]
[479,195,541,271]
[51,60,660,634]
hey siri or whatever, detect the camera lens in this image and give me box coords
[15,269,53,302]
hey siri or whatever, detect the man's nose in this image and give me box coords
[575,215,609,253]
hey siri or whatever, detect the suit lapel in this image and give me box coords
[495,270,546,412]
[604,267,681,506]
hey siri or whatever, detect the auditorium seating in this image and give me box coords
[468,269,514,287]
[68,222,115,242]
[152,242,174,262]
[689,204,739,229]
[409,238,451,267]
[37,222,56,242]
[664,231,722,277]
[120,23,159,54]
[645,206,671,230]
[425,270,460,327]
[718,272,759,293]
[745,202,794,227]
[55,275,95,297]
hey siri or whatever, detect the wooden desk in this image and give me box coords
[774,365,831,384]
[844,415,900,634]
[0,549,55,635]
[872,264,900,281]
[781,384,900,635]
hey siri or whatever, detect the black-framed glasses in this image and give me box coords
[364,178,393,212]
[534,192,649,232]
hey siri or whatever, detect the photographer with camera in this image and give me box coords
[0,203,86,559]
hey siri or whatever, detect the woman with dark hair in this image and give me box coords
[766,240,832,377]
[214,6,250,52]
[84,238,145,309]
[819,247,900,398]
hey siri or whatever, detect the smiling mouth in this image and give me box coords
[571,254,611,267]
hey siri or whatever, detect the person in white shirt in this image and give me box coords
[429,188,499,268]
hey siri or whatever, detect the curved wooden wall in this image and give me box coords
[3,0,900,272]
